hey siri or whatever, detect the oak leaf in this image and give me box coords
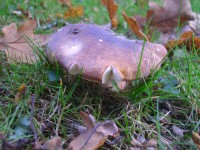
[68,111,119,150]
[0,20,50,63]
[34,136,62,150]
[101,0,118,29]
[135,0,195,33]
[147,0,194,32]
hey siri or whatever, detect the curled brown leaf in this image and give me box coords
[122,11,149,41]
[101,0,118,29]
[165,31,200,52]
[68,111,119,150]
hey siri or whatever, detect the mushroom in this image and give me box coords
[46,24,167,88]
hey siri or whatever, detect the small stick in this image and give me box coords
[80,123,102,150]
[106,135,123,145]
[30,95,37,142]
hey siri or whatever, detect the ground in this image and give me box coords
[0,0,200,149]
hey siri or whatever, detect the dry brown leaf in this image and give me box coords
[146,139,157,147]
[18,83,26,94]
[34,136,62,150]
[0,19,50,63]
[122,11,148,41]
[192,132,200,149]
[165,31,200,52]
[131,138,142,147]
[101,0,118,29]
[14,83,26,104]
[57,0,71,6]
[146,0,194,32]
[68,111,119,150]
[131,137,157,149]
[62,5,84,19]
[15,93,22,104]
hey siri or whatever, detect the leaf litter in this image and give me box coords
[0,19,50,63]
[1,0,200,149]
[68,111,119,150]
[192,131,200,149]
[135,0,195,32]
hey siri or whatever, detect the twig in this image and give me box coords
[106,135,123,145]
[80,123,102,150]
[30,95,37,142]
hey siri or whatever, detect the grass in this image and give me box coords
[0,0,200,149]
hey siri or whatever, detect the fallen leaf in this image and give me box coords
[146,139,157,147]
[57,0,71,7]
[122,11,148,41]
[18,83,26,94]
[158,32,176,44]
[131,137,157,149]
[15,83,26,104]
[172,125,187,138]
[134,14,146,28]
[181,25,193,34]
[135,0,195,33]
[15,93,22,104]
[101,0,118,29]
[158,24,192,45]
[131,138,142,147]
[0,19,50,63]
[165,31,200,52]
[68,111,119,150]
[63,5,84,19]
[34,136,62,150]
[189,13,200,36]
[147,0,195,32]
[192,132,200,149]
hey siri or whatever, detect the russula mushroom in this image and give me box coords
[46,23,167,88]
